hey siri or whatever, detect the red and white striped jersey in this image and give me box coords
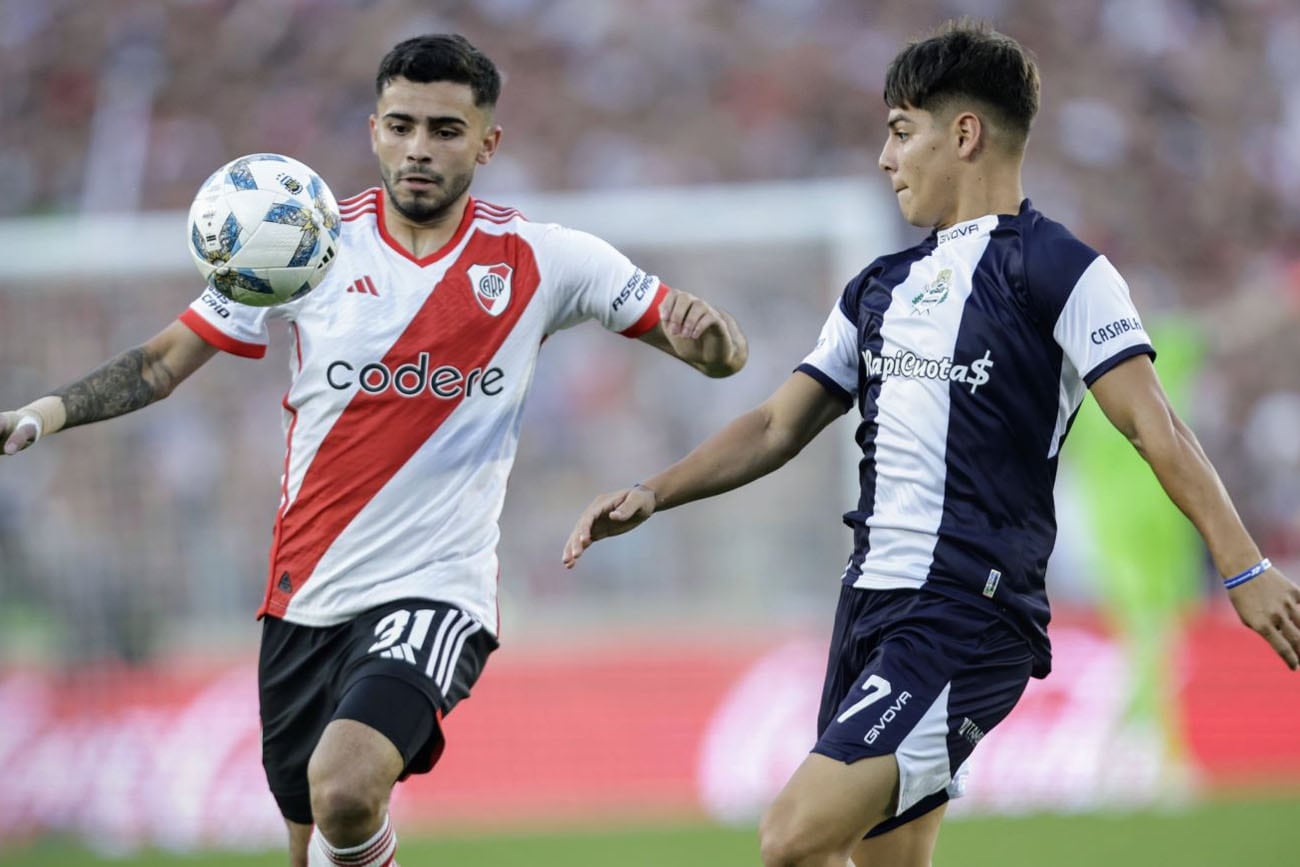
[179,188,667,634]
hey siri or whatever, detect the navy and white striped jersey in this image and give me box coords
[799,199,1154,677]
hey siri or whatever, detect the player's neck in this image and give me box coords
[381,192,471,259]
[937,166,1024,229]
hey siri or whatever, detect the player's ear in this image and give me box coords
[954,111,983,159]
[369,114,379,155]
[477,125,502,166]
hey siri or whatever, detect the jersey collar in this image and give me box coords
[375,187,478,267]
[934,213,1000,246]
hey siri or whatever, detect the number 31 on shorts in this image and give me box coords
[366,607,482,696]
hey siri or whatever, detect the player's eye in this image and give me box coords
[894,130,909,142]
[434,128,461,140]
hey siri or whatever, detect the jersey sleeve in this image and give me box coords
[796,280,861,407]
[1050,255,1155,386]
[539,224,668,337]
[177,285,273,358]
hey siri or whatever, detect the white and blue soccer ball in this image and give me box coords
[187,153,341,306]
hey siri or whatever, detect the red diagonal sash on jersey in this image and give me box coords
[260,230,540,617]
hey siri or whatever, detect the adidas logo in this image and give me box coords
[346,276,379,296]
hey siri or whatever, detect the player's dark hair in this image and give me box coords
[884,20,1039,145]
[376,34,502,108]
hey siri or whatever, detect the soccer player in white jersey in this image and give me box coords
[0,35,747,867]
[563,20,1300,867]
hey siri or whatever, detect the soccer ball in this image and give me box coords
[187,153,341,307]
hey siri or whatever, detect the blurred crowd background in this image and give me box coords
[3,0,1300,663]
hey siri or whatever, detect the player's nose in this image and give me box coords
[404,129,435,162]
[878,141,895,174]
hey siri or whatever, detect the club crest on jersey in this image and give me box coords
[468,263,513,316]
[911,268,952,315]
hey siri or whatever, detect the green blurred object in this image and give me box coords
[1066,317,1205,752]
[5,794,1298,867]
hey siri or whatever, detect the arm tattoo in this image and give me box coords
[54,347,179,429]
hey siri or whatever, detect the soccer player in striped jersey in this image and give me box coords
[0,34,747,867]
[563,20,1300,867]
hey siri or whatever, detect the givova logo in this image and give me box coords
[862,348,995,395]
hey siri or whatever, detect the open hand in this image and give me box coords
[1228,566,1300,670]
[562,485,658,569]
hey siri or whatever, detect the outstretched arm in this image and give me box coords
[1,320,218,455]
[1091,354,1300,669]
[562,371,847,567]
[636,288,748,377]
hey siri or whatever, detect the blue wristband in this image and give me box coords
[1223,558,1271,590]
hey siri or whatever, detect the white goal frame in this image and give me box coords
[0,177,899,289]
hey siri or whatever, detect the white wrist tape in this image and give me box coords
[15,412,44,444]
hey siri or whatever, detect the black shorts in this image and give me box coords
[258,598,497,823]
[815,584,1034,837]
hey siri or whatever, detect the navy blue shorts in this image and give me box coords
[814,584,1033,836]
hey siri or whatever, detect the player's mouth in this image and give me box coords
[399,175,440,191]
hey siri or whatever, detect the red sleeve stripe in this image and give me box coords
[178,309,267,358]
[338,188,380,209]
[472,212,518,226]
[475,199,524,219]
[473,208,520,220]
[340,197,378,215]
[342,208,377,223]
[340,201,378,218]
[620,281,670,338]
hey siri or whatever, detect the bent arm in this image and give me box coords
[645,371,846,510]
[2,320,218,452]
[564,374,847,569]
[563,372,847,567]
[1090,355,1257,575]
[636,288,748,377]
[1091,354,1300,668]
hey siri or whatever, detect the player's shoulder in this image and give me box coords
[1013,202,1104,290]
[470,197,528,228]
[337,187,381,225]
[334,187,382,252]
[466,196,580,250]
[476,204,629,268]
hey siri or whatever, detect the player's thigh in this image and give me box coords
[307,717,406,800]
[762,752,900,858]
[850,801,946,867]
[339,600,498,780]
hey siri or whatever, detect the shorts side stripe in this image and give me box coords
[894,681,954,815]
[423,610,460,680]
[438,620,483,696]
[434,616,475,691]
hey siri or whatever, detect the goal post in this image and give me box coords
[0,178,899,648]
